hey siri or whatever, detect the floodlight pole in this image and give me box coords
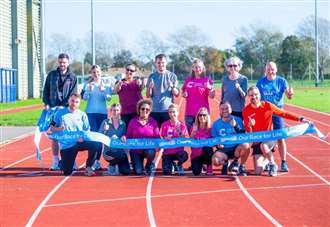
[315,0,319,87]
[91,0,95,65]
[40,0,46,88]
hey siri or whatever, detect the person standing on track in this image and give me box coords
[242,86,310,177]
[212,102,250,176]
[181,58,215,133]
[256,61,294,172]
[160,104,189,176]
[114,63,145,126]
[146,54,180,128]
[82,64,112,170]
[49,93,101,177]
[42,53,77,171]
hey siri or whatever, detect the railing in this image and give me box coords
[0,67,17,103]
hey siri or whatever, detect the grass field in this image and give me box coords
[0,80,329,126]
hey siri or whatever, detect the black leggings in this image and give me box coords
[191,147,214,176]
[162,151,188,175]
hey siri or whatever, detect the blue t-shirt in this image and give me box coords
[211,116,244,148]
[82,82,112,114]
[147,70,178,112]
[256,76,288,108]
[54,108,90,149]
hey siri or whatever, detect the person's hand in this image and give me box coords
[229,117,236,127]
[44,104,49,110]
[300,117,312,125]
[103,122,109,131]
[205,81,213,90]
[182,91,188,98]
[248,116,256,128]
[287,86,294,99]
[121,136,126,143]
[148,79,154,89]
[235,80,240,89]
[99,84,105,92]
[136,78,142,86]
[111,135,118,139]
[88,83,94,91]
[217,144,224,149]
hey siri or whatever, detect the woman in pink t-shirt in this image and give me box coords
[181,58,215,133]
[126,99,160,175]
[190,107,214,176]
[160,104,189,176]
[115,64,145,126]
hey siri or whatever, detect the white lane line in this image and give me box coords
[44,182,327,208]
[146,149,163,227]
[0,131,35,148]
[25,163,85,227]
[0,147,51,170]
[235,177,282,227]
[287,152,330,186]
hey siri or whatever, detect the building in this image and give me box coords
[0,0,42,100]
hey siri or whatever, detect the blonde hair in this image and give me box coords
[191,58,206,78]
[194,107,211,130]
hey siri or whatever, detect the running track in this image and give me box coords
[1,95,329,227]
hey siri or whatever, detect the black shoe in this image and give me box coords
[221,161,228,175]
[228,159,239,172]
[238,165,248,176]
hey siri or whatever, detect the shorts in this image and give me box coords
[252,141,276,155]
[216,145,238,159]
[272,115,284,130]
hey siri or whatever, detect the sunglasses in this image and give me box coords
[227,64,238,68]
[198,113,207,117]
[126,68,136,73]
[140,107,150,112]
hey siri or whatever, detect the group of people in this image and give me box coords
[42,53,310,177]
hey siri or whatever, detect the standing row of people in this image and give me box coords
[43,53,306,177]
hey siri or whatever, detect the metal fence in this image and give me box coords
[0,68,17,103]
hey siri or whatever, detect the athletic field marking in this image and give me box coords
[287,152,330,186]
[0,131,35,148]
[235,177,282,227]
[25,163,85,227]
[286,104,330,117]
[0,147,51,170]
[43,182,327,208]
[146,150,163,227]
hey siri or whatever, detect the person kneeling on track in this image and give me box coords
[211,102,250,176]
[242,86,311,177]
[160,104,189,176]
[49,93,101,177]
[99,103,130,176]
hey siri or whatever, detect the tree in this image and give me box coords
[279,35,313,80]
[296,16,330,81]
[112,50,134,67]
[234,24,284,77]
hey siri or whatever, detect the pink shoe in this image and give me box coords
[206,165,213,176]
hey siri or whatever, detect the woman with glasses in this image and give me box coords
[190,107,214,176]
[181,58,215,133]
[82,65,112,170]
[220,56,248,119]
[115,63,145,126]
[126,99,160,175]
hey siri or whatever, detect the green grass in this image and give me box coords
[285,87,330,113]
[0,98,42,110]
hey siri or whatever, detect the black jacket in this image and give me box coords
[42,67,77,107]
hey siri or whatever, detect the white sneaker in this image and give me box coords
[92,160,102,171]
[49,159,61,171]
[85,167,96,177]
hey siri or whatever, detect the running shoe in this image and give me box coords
[177,165,185,176]
[280,160,289,172]
[221,161,228,175]
[85,167,96,177]
[228,159,239,172]
[268,164,278,177]
[238,164,248,176]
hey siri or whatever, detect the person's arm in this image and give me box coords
[146,77,153,98]
[114,80,123,94]
[42,73,51,108]
[170,74,180,97]
[235,79,246,98]
[269,102,300,121]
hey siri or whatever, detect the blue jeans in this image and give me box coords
[185,115,195,134]
[130,149,156,175]
[87,113,108,132]
[103,147,130,175]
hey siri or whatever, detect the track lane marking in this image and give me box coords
[43,182,327,208]
[0,147,51,170]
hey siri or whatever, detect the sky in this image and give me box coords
[44,0,330,54]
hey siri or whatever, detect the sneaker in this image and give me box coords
[268,164,278,177]
[103,165,119,176]
[92,160,102,171]
[228,159,239,172]
[263,163,271,172]
[238,165,248,176]
[50,160,61,171]
[221,161,228,175]
[146,162,155,176]
[85,167,96,177]
[177,165,185,176]
[206,165,213,176]
[280,160,289,172]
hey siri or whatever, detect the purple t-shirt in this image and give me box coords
[160,120,188,155]
[181,76,213,116]
[118,80,143,114]
[126,116,160,153]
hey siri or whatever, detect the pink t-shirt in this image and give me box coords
[126,116,160,153]
[181,76,213,116]
[118,80,143,114]
[190,127,212,159]
[160,120,188,155]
